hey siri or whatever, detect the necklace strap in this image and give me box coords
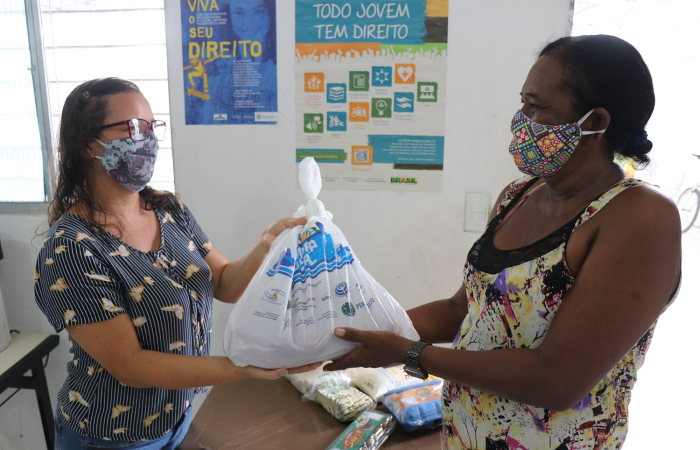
[495,177,626,231]
[496,181,546,230]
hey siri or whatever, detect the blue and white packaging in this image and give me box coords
[224,158,419,369]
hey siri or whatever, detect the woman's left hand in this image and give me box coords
[259,216,309,250]
[323,328,414,371]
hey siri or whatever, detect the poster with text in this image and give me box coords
[182,0,278,124]
[295,0,448,191]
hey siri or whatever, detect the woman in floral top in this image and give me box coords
[325,35,682,449]
[35,78,319,449]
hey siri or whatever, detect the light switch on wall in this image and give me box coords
[464,192,492,232]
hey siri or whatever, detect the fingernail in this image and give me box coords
[335,328,346,337]
[278,369,288,376]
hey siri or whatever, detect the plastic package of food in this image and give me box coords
[351,365,440,402]
[286,364,375,401]
[382,380,443,432]
[224,158,419,368]
[317,386,377,422]
[325,410,396,450]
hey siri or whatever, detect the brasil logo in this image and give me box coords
[341,302,356,317]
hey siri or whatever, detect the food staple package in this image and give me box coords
[325,410,396,450]
[351,365,440,402]
[224,158,419,368]
[317,386,377,422]
[382,380,443,432]
[286,364,375,401]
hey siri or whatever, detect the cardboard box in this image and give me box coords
[180,378,441,449]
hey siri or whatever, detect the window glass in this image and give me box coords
[0,0,46,201]
[1,0,175,202]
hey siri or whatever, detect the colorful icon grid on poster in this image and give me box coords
[372,98,392,118]
[349,71,370,91]
[372,66,393,87]
[393,92,414,113]
[417,82,438,102]
[349,102,370,122]
[327,83,347,103]
[327,112,347,131]
[305,72,325,92]
[304,113,324,133]
[394,64,416,84]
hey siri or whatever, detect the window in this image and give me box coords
[0,0,48,202]
[0,0,175,203]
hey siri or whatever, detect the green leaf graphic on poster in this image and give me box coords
[371,98,392,118]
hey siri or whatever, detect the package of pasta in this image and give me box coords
[382,380,443,432]
[286,364,375,401]
[224,157,419,369]
[317,386,377,423]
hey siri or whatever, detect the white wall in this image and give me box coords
[0,214,72,450]
[0,1,572,448]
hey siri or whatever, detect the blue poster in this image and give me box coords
[181,0,278,125]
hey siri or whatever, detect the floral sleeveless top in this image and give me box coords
[441,177,678,450]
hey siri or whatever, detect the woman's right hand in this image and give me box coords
[233,361,323,381]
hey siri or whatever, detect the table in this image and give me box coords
[180,378,441,450]
[0,333,60,450]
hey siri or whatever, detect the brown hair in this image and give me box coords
[48,77,177,237]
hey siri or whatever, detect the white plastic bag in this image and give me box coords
[224,157,419,369]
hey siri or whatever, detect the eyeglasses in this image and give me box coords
[99,118,167,141]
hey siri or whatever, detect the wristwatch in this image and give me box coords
[404,339,432,379]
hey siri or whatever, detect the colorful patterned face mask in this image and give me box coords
[508,109,605,178]
[94,132,158,192]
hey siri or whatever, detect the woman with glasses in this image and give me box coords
[34,78,320,449]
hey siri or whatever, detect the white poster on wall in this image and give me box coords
[295,0,449,191]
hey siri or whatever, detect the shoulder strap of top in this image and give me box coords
[496,176,537,214]
[573,178,646,230]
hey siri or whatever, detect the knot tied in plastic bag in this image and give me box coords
[224,157,419,369]
[294,157,332,221]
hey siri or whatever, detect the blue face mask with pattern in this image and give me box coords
[93,132,158,193]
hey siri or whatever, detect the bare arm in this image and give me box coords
[67,314,320,389]
[206,217,308,303]
[407,284,468,344]
[327,187,681,411]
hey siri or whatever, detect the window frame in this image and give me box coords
[0,0,54,212]
[2,0,175,211]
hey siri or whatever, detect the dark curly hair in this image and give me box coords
[539,35,654,168]
[48,77,178,236]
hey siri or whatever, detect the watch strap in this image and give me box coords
[406,339,432,378]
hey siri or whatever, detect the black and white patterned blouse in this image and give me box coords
[34,199,214,442]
